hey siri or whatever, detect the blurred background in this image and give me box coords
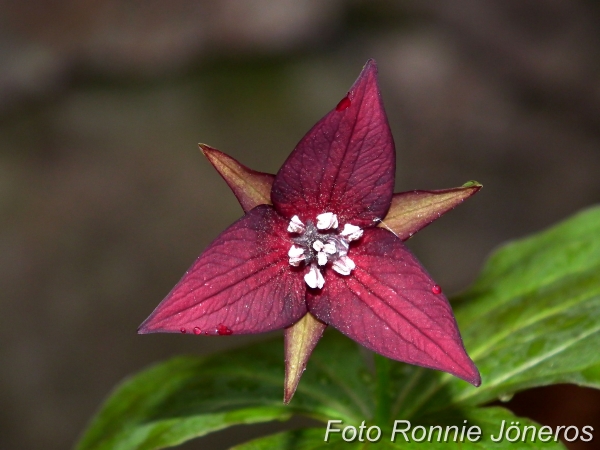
[1,1,600,449]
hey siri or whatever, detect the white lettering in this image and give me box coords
[522,425,537,441]
[342,426,357,441]
[538,426,553,442]
[554,426,565,442]
[411,425,427,442]
[391,420,411,442]
[357,421,366,441]
[366,426,381,442]
[563,426,579,442]
[491,420,505,442]
[324,420,341,441]
[428,425,443,442]
[505,422,521,442]
[581,426,593,442]
[467,425,481,442]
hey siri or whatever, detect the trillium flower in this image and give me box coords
[139,60,481,403]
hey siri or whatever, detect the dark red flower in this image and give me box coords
[139,60,481,401]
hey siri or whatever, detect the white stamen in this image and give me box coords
[316,212,338,230]
[317,251,328,266]
[323,242,337,254]
[332,256,356,275]
[304,264,325,289]
[312,240,324,252]
[328,237,349,257]
[340,224,363,241]
[288,245,305,266]
[287,215,305,233]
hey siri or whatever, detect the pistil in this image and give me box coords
[286,212,362,289]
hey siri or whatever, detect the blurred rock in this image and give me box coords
[0,0,344,111]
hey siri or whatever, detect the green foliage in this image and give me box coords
[76,334,372,450]
[77,206,600,449]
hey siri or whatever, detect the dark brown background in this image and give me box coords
[1,1,599,448]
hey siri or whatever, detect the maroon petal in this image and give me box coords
[271,59,395,228]
[307,228,480,385]
[139,205,306,335]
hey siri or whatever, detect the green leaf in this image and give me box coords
[76,331,373,450]
[232,407,566,449]
[392,206,600,418]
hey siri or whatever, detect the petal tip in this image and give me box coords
[354,58,379,88]
[198,142,216,157]
[363,58,377,71]
[460,363,481,387]
[137,315,161,334]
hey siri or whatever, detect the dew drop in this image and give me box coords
[193,327,202,335]
[180,328,187,334]
[432,285,442,295]
[335,96,351,111]
[217,323,233,335]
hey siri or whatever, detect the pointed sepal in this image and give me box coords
[271,59,395,227]
[283,313,327,404]
[307,227,480,386]
[200,144,274,212]
[379,181,482,240]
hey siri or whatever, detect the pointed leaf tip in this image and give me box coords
[199,143,274,212]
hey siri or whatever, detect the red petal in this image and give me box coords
[139,205,306,335]
[271,59,395,228]
[307,228,480,386]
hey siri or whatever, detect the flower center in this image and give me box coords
[286,212,363,289]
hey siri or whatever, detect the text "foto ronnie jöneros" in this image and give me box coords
[324,419,594,443]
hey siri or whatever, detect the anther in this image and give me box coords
[304,264,325,289]
[287,215,305,233]
[316,252,328,266]
[340,224,363,241]
[312,240,324,252]
[323,242,337,254]
[316,212,338,230]
[288,245,305,266]
[332,256,356,275]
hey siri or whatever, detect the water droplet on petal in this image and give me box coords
[335,96,351,111]
[432,285,442,295]
[193,327,201,335]
[217,323,233,335]
[180,328,187,334]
